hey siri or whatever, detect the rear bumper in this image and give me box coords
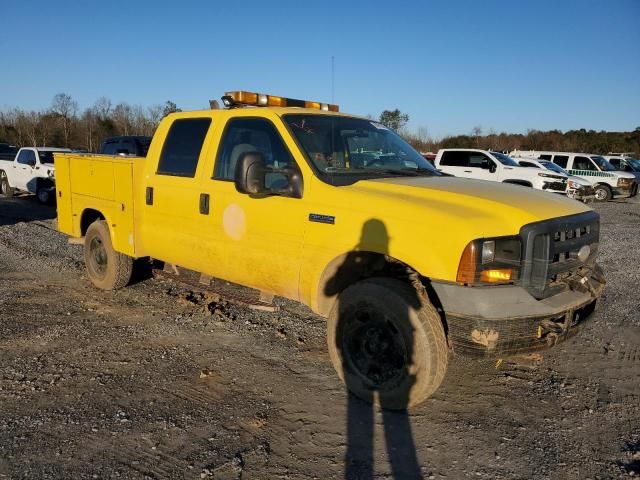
[431,265,605,357]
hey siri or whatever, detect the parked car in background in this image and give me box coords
[602,155,640,189]
[0,147,72,203]
[100,136,152,156]
[510,150,637,201]
[515,157,594,202]
[434,149,568,193]
[0,143,18,162]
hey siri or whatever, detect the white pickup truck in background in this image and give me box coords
[434,149,569,194]
[0,147,71,204]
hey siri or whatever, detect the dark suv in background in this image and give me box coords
[100,136,152,156]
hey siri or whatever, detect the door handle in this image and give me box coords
[199,193,209,215]
[145,187,153,205]
[464,170,472,173]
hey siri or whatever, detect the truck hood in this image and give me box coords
[348,176,590,235]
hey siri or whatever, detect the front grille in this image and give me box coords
[519,211,600,298]
[544,181,567,192]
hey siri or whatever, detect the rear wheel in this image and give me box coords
[594,184,612,202]
[0,172,14,197]
[327,277,448,409]
[84,220,133,290]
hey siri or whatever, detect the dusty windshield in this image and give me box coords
[540,160,568,175]
[284,114,440,184]
[491,152,520,166]
[590,156,616,171]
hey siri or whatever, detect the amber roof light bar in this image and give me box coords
[221,90,338,112]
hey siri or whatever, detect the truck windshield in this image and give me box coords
[590,156,616,172]
[539,160,568,175]
[626,158,640,171]
[284,114,440,184]
[491,152,520,166]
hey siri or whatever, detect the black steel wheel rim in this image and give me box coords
[88,236,108,278]
[341,306,408,388]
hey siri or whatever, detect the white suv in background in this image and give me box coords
[434,149,568,193]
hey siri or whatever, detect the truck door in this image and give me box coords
[137,117,215,269]
[204,116,306,300]
[14,149,37,191]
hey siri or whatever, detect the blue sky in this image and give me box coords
[1,0,638,137]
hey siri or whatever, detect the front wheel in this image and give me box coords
[84,220,133,290]
[594,184,612,202]
[327,277,448,409]
[0,173,14,197]
[36,186,52,204]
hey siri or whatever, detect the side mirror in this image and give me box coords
[235,152,267,194]
[489,164,497,173]
[234,152,303,198]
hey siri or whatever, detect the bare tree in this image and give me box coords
[51,93,78,147]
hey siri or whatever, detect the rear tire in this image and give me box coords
[327,277,448,409]
[84,220,133,290]
[1,173,14,197]
[594,184,612,202]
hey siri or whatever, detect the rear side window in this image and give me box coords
[439,151,469,167]
[157,118,211,177]
[539,154,552,160]
[553,155,569,168]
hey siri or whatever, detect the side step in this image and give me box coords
[153,263,280,313]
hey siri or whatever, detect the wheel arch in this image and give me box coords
[315,251,449,335]
[80,208,107,236]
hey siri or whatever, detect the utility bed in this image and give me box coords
[55,153,141,256]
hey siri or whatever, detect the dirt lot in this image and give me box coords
[0,194,639,480]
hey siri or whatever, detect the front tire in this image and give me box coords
[84,220,133,290]
[327,277,448,409]
[594,184,612,202]
[36,186,51,204]
[1,173,14,197]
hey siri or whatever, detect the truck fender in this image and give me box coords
[316,250,425,317]
[80,208,109,236]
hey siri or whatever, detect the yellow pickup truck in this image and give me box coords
[55,91,604,408]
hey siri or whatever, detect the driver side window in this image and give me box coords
[573,156,597,171]
[214,118,297,189]
[469,153,494,170]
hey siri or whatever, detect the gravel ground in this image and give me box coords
[0,193,639,479]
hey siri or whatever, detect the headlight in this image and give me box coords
[617,177,634,187]
[457,236,522,285]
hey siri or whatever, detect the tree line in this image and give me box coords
[381,109,640,156]
[1,96,638,156]
[0,93,181,152]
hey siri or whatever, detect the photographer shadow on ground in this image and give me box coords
[324,218,448,480]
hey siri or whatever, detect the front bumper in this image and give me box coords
[431,265,605,357]
[613,183,636,198]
